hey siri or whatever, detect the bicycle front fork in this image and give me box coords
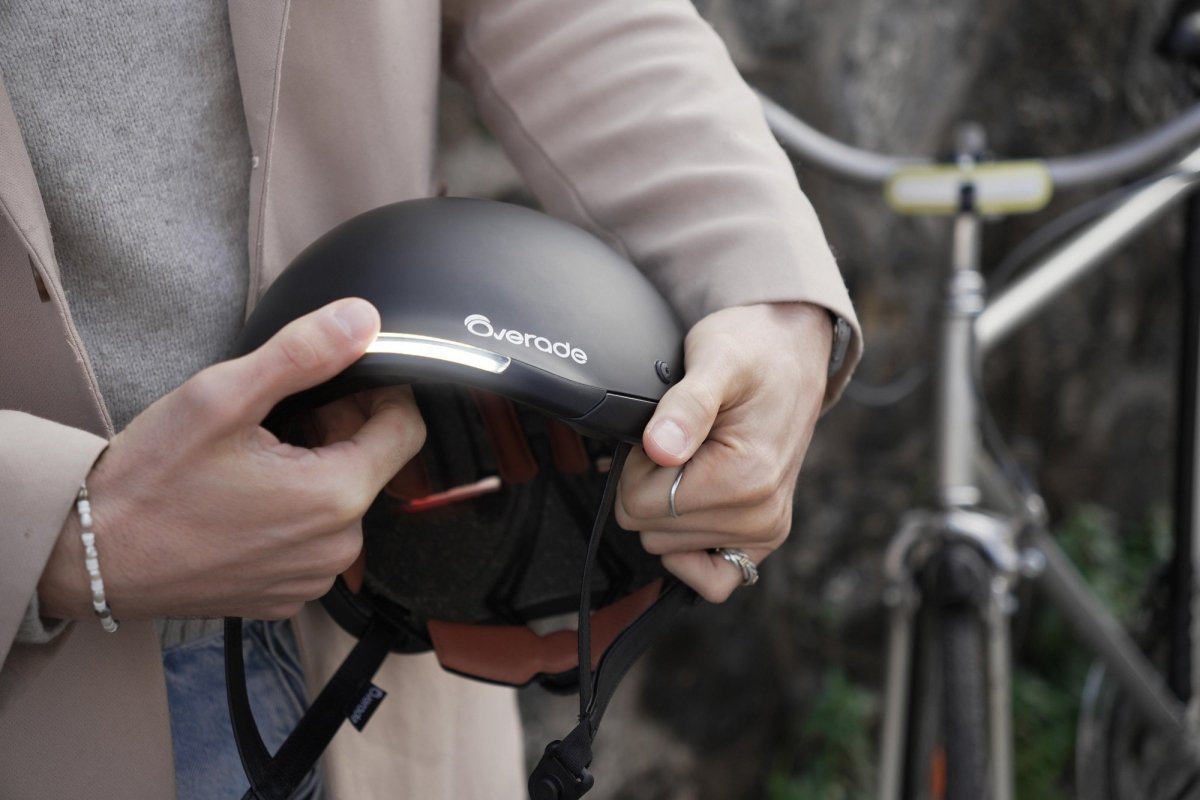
[878,507,1192,800]
[878,509,1022,800]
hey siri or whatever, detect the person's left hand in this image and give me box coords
[614,302,833,603]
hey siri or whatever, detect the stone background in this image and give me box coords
[438,1,1199,797]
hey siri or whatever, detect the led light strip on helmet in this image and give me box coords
[367,332,511,374]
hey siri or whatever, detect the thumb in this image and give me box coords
[228,298,381,425]
[642,367,723,468]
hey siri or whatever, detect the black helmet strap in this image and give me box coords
[528,442,697,800]
[224,614,397,800]
[224,441,696,800]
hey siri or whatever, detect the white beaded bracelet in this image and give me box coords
[76,484,119,633]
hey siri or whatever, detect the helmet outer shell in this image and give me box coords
[234,198,685,441]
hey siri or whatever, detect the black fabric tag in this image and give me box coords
[347,682,387,732]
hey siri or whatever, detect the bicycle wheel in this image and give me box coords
[1076,574,1200,800]
[1076,664,1200,799]
[941,602,989,799]
[903,542,993,800]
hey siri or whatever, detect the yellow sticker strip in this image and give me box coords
[885,160,1053,216]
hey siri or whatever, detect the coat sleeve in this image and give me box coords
[17,592,67,644]
[0,410,108,667]
[442,0,862,406]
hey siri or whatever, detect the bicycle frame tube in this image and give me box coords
[975,145,1200,356]
[938,207,985,507]
[1031,527,1186,733]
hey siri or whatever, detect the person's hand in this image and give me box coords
[38,298,425,621]
[300,386,421,594]
[614,302,832,603]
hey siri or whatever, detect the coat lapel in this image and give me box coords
[0,72,111,436]
[228,0,291,317]
[0,76,57,294]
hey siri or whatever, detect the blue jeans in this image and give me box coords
[163,619,322,800]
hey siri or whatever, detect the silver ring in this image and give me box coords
[717,548,759,587]
[668,464,686,519]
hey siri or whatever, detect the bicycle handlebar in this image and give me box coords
[759,91,1200,189]
[758,93,928,184]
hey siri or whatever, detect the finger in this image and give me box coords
[616,475,790,537]
[617,444,790,523]
[352,384,416,417]
[638,522,786,555]
[641,354,732,468]
[661,547,771,604]
[313,395,367,445]
[337,519,367,593]
[216,298,381,427]
[316,388,427,495]
[618,492,787,536]
[313,386,415,446]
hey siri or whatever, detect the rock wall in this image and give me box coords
[439,1,1197,796]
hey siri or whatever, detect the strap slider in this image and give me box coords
[528,740,595,800]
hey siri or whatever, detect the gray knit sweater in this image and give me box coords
[1,1,251,647]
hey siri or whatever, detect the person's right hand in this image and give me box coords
[37,297,425,622]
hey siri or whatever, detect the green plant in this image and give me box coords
[768,668,877,800]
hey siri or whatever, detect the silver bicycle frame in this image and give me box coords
[892,148,1200,800]
[760,95,1200,799]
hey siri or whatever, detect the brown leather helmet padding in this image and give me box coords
[426,579,663,686]
[470,389,539,484]
[544,417,591,475]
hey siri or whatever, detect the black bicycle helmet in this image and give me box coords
[224,198,697,800]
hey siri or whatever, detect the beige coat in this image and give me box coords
[0,1,861,797]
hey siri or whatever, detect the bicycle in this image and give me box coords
[754,7,1200,798]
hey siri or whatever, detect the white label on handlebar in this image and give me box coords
[885,161,1052,216]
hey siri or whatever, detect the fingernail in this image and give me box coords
[332,299,377,342]
[650,419,689,458]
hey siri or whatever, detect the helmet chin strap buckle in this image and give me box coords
[528,737,595,800]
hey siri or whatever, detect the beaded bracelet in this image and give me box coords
[76,484,119,633]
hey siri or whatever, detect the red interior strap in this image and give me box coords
[470,390,539,484]
[427,580,663,686]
